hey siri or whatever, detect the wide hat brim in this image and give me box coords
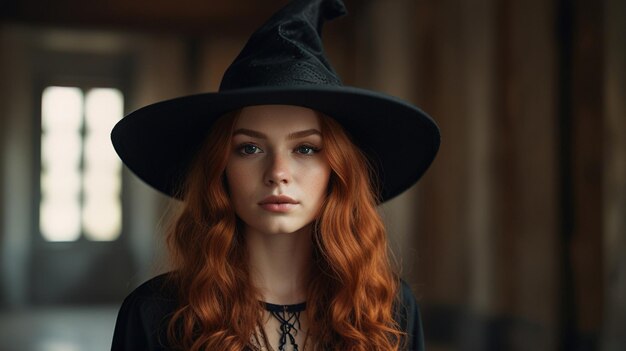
[111,85,440,202]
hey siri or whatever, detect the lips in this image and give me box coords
[259,195,298,205]
[258,195,299,212]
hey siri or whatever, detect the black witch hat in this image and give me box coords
[111,0,440,202]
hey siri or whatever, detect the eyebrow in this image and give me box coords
[232,128,322,140]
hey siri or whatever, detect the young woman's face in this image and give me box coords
[225,105,331,236]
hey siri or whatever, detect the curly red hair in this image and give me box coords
[166,110,404,350]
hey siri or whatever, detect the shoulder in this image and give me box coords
[117,273,178,321]
[124,273,177,303]
[398,279,420,318]
[395,279,426,351]
[111,273,179,351]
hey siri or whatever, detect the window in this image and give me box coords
[40,86,123,242]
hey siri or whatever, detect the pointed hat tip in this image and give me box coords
[282,0,348,23]
[321,0,348,19]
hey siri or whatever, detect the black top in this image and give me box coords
[111,274,425,351]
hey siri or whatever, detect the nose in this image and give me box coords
[264,153,291,186]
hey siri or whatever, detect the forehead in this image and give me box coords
[234,105,321,131]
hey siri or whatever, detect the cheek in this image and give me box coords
[224,163,239,188]
[303,163,331,198]
[225,162,251,207]
[225,157,256,186]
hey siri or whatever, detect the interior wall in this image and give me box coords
[0,26,188,306]
[602,0,626,349]
[406,0,625,349]
[411,0,562,349]
[0,26,35,308]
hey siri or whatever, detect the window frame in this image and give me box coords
[32,49,132,247]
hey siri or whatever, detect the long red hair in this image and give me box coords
[166,110,404,350]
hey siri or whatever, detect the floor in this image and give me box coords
[0,306,118,351]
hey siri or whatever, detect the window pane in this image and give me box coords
[83,88,123,241]
[40,198,81,242]
[40,87,83,242]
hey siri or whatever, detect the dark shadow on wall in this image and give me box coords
[29,243,137,305]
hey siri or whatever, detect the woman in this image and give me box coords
[111,0,439,350]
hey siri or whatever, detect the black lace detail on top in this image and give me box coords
[264,302,306,351]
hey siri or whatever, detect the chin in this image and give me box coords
[245,218,313,236]
[261,223,307,235]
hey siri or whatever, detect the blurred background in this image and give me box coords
[0,0,624,350]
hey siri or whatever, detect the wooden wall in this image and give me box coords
[353,0,625,350]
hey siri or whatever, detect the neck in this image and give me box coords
[246,225,312,305]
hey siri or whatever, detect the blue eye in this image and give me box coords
[296,145,318,155]
[239,144,262,155]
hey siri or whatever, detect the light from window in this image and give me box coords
[40,87,83,242]
[83,88,123,241]
[40,86,123,242]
